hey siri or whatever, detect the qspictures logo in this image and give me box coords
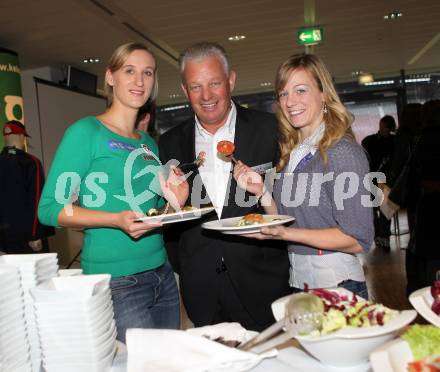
[53,143,386,220]
[0,63,20,73]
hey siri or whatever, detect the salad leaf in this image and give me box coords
[401,325,440,360]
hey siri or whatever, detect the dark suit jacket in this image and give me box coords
[159,105,291,327]
[0,147,55,248]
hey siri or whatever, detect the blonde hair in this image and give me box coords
[275,54,353,171]
[104,42,158,106]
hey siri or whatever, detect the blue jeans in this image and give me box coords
[337,280,369,300]
[110,260,180,344]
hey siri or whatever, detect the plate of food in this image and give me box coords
[370,325,440,372]
[135,205,215,224]
[201,214,295,235]
[409,280,440,327]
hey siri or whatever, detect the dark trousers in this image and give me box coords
[208,262,265,332]
[374,207,391,239]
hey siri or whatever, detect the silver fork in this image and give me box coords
[238,293,324,354]
[178,152,206,172]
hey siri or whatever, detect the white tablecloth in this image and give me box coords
[110,343,371,372]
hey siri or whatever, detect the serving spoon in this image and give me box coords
[238,292,324,354]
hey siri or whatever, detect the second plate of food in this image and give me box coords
[202,214,295,235]
[408,286,440,327]
[135,206,215,224]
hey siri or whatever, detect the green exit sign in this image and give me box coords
[297,27,324,46]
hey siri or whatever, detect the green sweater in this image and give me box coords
[38,116,166,277]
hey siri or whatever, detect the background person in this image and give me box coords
[135,100,159,141]
[233,53,374,299]
[404,100,440,294]
[388,104,421,188]
[362,115,396,250]
[159,42,291,331]
[0,120,54,254]
[38,42,188,343]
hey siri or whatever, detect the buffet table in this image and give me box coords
[109,341,372,372]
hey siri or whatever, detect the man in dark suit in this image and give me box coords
[159,42,290,331]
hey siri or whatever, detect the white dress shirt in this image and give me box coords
[195,102,237,217]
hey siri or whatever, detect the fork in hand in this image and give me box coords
[178,151,206,172]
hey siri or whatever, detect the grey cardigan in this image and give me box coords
[273,136,374,255]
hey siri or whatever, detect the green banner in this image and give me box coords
[0,48,24,149]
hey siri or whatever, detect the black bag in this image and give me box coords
[388,160,411,207]
[388,139,419,207]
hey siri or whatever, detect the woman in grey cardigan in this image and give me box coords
[234,54,374,298]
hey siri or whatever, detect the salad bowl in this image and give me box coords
[271,288,417,367]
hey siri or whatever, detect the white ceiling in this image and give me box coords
[1,0,439,105]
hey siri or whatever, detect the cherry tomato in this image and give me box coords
[217,140,235,156]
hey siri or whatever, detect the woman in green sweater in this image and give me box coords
[38,42,188,343]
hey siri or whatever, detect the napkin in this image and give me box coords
[186,322,257,342]
[126,326,277,372]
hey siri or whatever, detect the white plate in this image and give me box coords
[58,269,83,276]
[370,338,413,372]
[408,287,440,327]
[0,253,57,268]
[202,215,295,235]
[135,206,215,224]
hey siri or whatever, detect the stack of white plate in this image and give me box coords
[0,265,32,372]
[58,268,83,277]
[0,253,59,371]
[30,274,117,372]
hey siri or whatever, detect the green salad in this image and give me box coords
[401,324,440,360]
[309,288,398,335]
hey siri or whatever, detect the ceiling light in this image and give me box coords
[260,82,271,87]
[228,35,246,41]
[168,94,180,99]
[404,74,431,83]
[364,80,395,86]
[358,73,374,85]
[82,58,100,64]
[384,11,402,20]
[405,78,430,83]
[351,71,364,76]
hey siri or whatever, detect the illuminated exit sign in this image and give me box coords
[297,27,324,46]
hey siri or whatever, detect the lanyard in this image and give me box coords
[292,151,323,255]
[293,152,314,172]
